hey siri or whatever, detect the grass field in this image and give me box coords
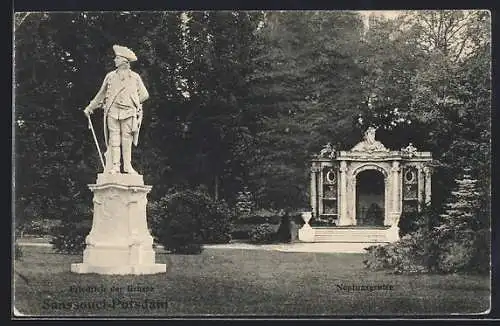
[13,246,490,317]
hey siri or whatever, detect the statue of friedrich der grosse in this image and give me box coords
[84,45,149,174]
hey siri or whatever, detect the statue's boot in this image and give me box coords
[122,138,138,175]
[109,146,121,174]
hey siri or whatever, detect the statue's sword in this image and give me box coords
[87,115,105,169]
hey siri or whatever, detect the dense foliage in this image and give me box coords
[148,188,233,254]
[235,186,256,218]
[359,11,490,275]
[15,245,23,261]
[16,219,60,237]
[15,11,490,270]
[249,223,276,244]
[50,222,91,254]
[435,171,489,273]
[398,205,440,237]
[364,171,489,274]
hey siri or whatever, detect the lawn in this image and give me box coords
[13,246,490,317]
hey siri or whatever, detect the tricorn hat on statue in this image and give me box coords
[112,45,137,62]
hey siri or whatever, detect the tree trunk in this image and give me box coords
[214,174,219,201]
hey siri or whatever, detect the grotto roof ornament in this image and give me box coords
[351,126,389,152]
[318,142,336,159]
[401,142,418,158]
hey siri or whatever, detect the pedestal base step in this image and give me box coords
[71,263,167,275]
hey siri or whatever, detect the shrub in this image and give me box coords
[249,223,276,244]
[50,222,91,255]
[389,231,437,274]
[398,205,440,237]
[468,228,490,274]
[149,192,203,254]
[200,200,233,244]
[235,186,256,218]
[275,214,291,243]
[233,215,281,225]
[287,212,302,242]
[434,170,489,274]
[291,213,305,227]
[174,243,204,255]
[15,244,23,261]
[365,171,490,275]
[398,211,422,237]
[363,245,392,271]
[437,238,476,273]
[46,202,92,254]
[231,230,250,240]
[15,225,24,239]
[363,230,439,274]
[17,219,61,237]
[149,188,233,254]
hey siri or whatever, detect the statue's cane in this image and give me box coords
[87,115,106,170]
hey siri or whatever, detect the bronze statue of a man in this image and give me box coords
[84,45,149,174]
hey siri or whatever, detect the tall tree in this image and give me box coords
[14,12,187,222]
[434,169,488,273]
[405,10,491,208]
[170,11,263,202]
[355,14,426,149]
[15,10,268,229]
[245,11,366,211]
[353,10,490,211]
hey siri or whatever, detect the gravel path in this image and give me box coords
[16,239,368,253]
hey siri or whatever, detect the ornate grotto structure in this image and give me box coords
[299,127,433,245]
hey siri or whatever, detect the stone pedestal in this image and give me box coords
[71,173,166,275]
[298,225,316,242]
[386,225,400,242]
[298,211,315,242]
